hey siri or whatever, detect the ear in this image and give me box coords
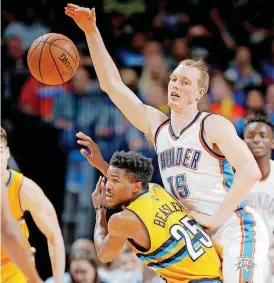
[197,88,205,100]
[6,147,10,160]
[271,138,274,150]
[132,182,143,194]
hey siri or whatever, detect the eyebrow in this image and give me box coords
[107,173,120,178]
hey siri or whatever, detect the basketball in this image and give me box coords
[27,33,80,85]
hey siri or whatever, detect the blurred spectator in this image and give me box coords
[198,95,211,112]
[260,40,274,86]
[19,76,71,121]
[168,38,190,68]
[139,55,169,99]
[209,73,245,123]
[3,6,50,49]
[120,68,139,94]
[225,46,262,90]
[143,41,163,59]
[69,250,101,283]
[2,36,29,105]
[246,87,265,113]
[265,84,274,124]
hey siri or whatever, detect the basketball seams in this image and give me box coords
[38,34,55,83]
[35,41,78,66]
[48,45,64,84]
[27,36,44,64]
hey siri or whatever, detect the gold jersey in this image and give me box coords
[127,184,222,283]
[1,170,31,265]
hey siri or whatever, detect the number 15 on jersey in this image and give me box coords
[167,174,190,199]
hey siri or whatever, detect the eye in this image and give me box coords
[183,80,189,85]
[113,179,119,184]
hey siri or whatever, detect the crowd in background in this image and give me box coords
[1,0,274,281]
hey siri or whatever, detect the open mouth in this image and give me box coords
[106,193,113,201]
[170,91,180,98]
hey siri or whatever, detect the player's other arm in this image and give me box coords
[205,115,261,226]
[65,5,168,136]
[1,189,42,283]
[20,177,65,283]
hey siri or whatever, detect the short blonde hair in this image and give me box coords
[179,59,209,94]
[1,127,7,145]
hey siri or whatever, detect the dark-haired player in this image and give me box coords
[244,116,274,282]
[77,131,222,283]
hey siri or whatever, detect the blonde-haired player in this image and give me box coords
[65,5,269,282]
[0,127,65,283]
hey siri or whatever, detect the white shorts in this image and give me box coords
[211,206,270,283]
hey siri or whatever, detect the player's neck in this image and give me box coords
[170,105,199,136]
[4,170,11,186]
[256,156,271,180]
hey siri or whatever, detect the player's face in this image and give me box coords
[0,139,10,177]
[70,259,96,283]
[244,122,274,158]
[106,166,140,208]
[168,65,202,111]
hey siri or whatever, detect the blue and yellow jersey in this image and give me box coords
[127,183,222,283]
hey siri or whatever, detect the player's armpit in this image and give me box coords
[145,105,169,140]
[204,114,261,179]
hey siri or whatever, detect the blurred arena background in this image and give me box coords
[1,0,273,281]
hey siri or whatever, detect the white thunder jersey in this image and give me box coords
[155,112,240,216]
[245,159,274,241]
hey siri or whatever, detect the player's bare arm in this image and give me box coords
[20,177,65,283]
[1,188,42,283]
[92,177,148,263]
[191,115,261,228]
[64,4,168,137]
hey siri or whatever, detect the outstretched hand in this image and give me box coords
[64,4,97,34]
[76,131,105,169]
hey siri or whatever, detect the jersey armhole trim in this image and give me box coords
[154,119,170,151]
[125,208,152,253]
[199,114,226,159]
[18,176,24,216]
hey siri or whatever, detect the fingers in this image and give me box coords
[76,131,94,143]
[67,3,79,9]
[100,177,106,193]
[80,148,90,159]
[95,176,102,193]
[65,10,75,18]
[77,140,91,148]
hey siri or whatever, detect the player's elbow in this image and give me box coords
[250,164,262,181]
[244,161,262,182]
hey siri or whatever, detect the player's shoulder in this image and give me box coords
[270,159,274,176]
[108,210,142,237]
[202,113,236,138]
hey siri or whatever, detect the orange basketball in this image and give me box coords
[27,33,80,85]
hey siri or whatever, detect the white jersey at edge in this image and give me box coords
[155,112,239,216]
[246,159,274,240]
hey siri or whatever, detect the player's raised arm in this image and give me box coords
[1,188,42,283]
[64,4,168,136]
[20,177,65,283]
[200,115,261,227]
